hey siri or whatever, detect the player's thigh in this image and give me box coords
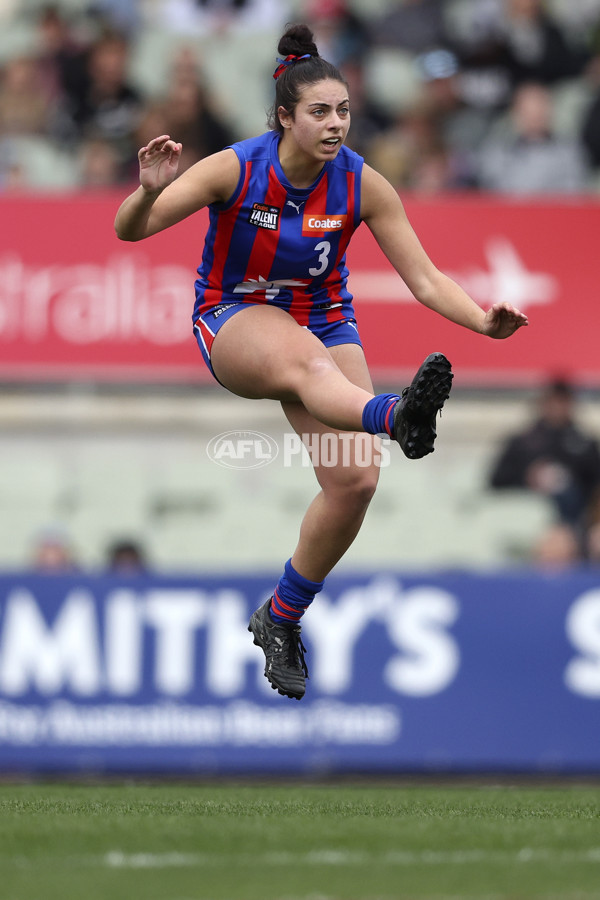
[210,304,339,401]
[282,343,382,495]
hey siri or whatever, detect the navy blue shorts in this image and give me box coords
[193,302,363,381]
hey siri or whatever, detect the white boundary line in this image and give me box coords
[102,847,600,869]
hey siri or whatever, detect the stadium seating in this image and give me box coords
[0,390,565,573]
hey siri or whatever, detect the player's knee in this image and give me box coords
[351,470,379,509]
[299,354,338,385]
[277,352,334,396]
[324,467,379,513]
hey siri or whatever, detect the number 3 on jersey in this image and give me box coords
[309,240,331,277]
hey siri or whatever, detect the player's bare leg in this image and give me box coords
[248,344,380,700]
[281,342,380,582]
[213,317,382,578]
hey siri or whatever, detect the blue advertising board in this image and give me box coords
[0,570,599,774]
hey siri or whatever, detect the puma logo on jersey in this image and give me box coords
[286,199,304,214]
[302,214,347,235]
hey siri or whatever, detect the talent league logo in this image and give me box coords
[302,213,347,235]
[248,203,281,231]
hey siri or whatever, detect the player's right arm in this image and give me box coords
[360,164,528,339]
[114,135,240,241]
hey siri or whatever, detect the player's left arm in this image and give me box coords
[360,165,529,339]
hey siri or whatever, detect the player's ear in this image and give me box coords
[278,106,292,130]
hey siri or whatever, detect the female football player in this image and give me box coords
[115,23,528,700]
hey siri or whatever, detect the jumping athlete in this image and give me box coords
[115,24,528,701]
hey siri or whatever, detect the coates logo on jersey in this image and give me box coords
[302,214,347,235]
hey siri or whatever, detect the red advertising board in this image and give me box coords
[0,191,597,385]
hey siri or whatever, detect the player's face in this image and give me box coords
[281,79,350,160]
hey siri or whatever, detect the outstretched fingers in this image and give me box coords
[139,135,182,161]
[137,134,183,193]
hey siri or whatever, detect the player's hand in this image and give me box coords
[138,135,182,194]
[481,302,529,339]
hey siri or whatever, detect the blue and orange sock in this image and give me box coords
[361,393,400,438]
[269,558,324,625]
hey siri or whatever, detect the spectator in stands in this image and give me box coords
[367,100,449,190]
[304,0,370,68]
[450,0,588,104]
[68,30,144,178]
[88,0,141,36]
[366,49,485,190]
[135,101,172,157]
[133,47,236,177]
[488,377,600,558]
[161,54,236,166]
[441,0,589,171]
[408,143,456,194]
[548,0,600,50]
[78,134,125,187]
[414,47,496,185]
[0,55,54,137]
[154,0,288,35]
[476,81,590,193]
[106,539,149,574]
[161,79,236,172]
[337,60,392,161]
[579,34,600,174]
[0,141,27,190]
[35,4,89,112]
[581,86,600,170]
[31,526,78,573]
[585,493,600,564]
[369,0,449,54]
[497,0,589,86]
[532,521,581,569]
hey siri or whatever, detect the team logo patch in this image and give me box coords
[302,214,347,235]
[248,203,281,231]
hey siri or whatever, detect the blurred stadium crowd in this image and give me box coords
[3,0,600,193]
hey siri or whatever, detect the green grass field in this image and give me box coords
[1,781,600,900]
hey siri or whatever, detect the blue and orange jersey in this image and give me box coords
[192,130,363,330]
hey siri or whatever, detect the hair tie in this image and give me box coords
[273,53,311,80]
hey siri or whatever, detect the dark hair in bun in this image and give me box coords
[267,23,347,133]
